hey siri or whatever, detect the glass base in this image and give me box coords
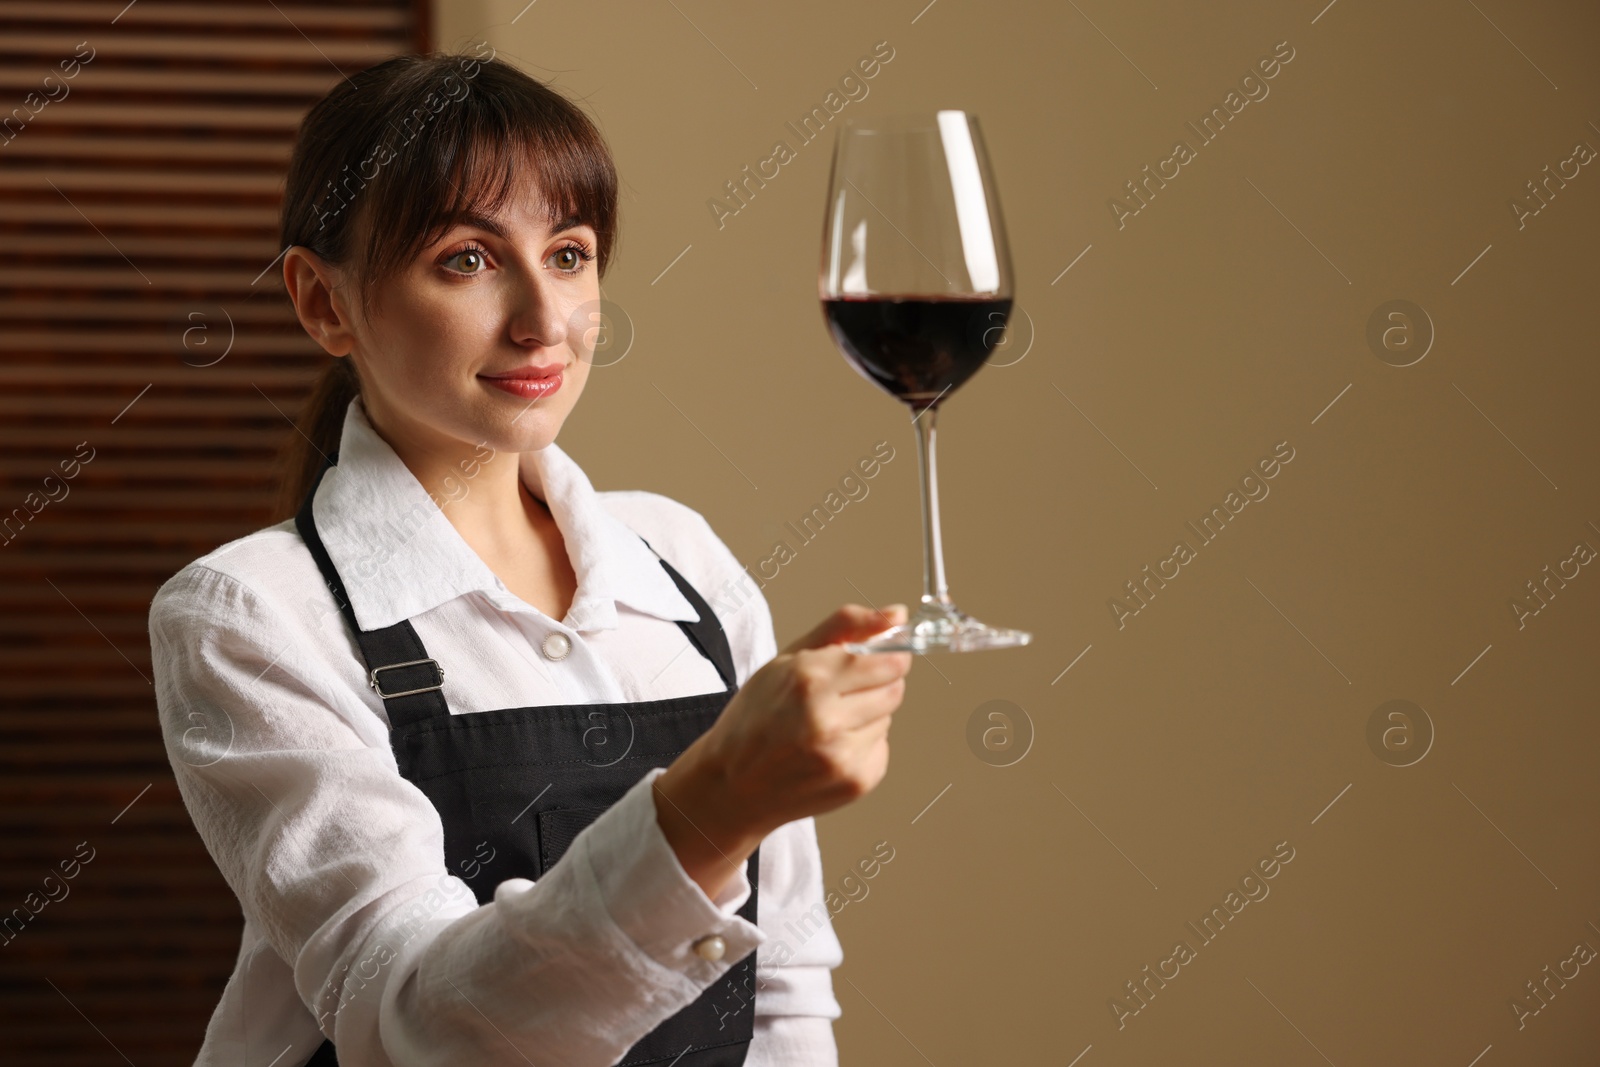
[845,598,1032,654]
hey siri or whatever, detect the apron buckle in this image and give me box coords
[368,658,445,698]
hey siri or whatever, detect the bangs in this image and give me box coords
[283,53,618,297]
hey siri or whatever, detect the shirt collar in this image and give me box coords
[312,395,699,632]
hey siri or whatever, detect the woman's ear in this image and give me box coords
[283,247,356,356]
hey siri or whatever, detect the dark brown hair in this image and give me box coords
[272,50,619,521]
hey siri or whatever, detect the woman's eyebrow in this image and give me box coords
[548,213,584,235]
[451,211,587,240]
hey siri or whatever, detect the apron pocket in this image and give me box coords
[536,805,611,874]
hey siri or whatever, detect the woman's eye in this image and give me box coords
[441,242,589,276]
[549,244,593,273]
[444,249,487,274]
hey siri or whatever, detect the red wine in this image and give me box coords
[823,294,1013,410]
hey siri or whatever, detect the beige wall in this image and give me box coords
[438,2,1600,1062]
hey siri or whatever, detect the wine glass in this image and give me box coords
[818,110,1032,654]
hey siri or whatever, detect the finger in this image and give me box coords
[799,645,912,696]
[828,674,907,732]
[784,603,907,654]
[835,649,913,696]
[791,603,904,651]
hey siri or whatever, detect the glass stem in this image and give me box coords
[912,403,953,611]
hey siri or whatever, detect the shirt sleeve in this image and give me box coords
[149,563,766,1066]
[752,1016,840,1067]
[669,507,847,1052]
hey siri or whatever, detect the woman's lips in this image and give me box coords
[480,370,563,400]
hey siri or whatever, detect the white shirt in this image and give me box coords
[147,396,843,1067]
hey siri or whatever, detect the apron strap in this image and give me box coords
[295,452,452,729]
[638,536,740,693]
[294,453,742,728]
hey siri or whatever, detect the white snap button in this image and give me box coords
[692,935,726,962]
[541,632,572,661]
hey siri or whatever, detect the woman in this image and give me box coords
[148,52,913,1067]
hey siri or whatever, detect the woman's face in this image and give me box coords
[341,180,601,463]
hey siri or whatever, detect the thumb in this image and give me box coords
[785,603,907,653]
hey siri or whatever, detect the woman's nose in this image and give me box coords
[507,272,571,350]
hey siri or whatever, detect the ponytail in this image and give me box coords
[272,358,360,522]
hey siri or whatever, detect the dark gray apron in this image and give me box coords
[295,453,757,1065]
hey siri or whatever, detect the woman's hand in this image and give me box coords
[653,604,913,900]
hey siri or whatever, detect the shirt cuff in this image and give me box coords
[753,1014,840,1067]
[581,766,764,976]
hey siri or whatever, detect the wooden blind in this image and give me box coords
[0,2,425,1061]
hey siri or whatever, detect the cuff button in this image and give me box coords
[692,935,726,962]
